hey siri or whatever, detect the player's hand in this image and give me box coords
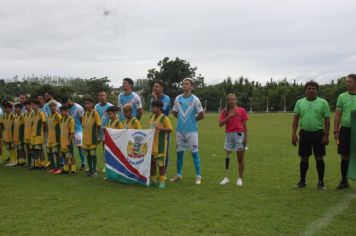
[243,137,247,145]
[321,134,329,145]
[151,92,157,100]
[334,132,339,142]
[292,134,298,146]
[155,123,164,131]
[228,110,237,118]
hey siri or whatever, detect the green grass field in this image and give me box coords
[0,113,355,236]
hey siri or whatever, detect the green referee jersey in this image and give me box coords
[294,97,330,132]
[336,92,356,128]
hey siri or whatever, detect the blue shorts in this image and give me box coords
[225,132,245,151]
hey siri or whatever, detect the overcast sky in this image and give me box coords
[0,0,355,87]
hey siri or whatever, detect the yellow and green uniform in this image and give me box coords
[31,110,46,147]
[336,92,356,128]
[82,110,101,150]
[13,113,25,145]
[148,114,173,165]
[60,116,75,153]
[23,110,34,144]
[293,97,330,131]
[123,117,142,129]
[47,112,62,152]
[3,113,16,163]
[107,118,123,129]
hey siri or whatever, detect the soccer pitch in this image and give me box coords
[0,113,355,235]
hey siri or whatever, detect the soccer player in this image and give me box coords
[82,97,101,177]
[43,91,62,116]
[13,103,26,165]
[46,101,62,172]
[19,93,28,113]
[292,81,330,190]
[170,78,205,185]
[118,78,143,121]
[62,97,86,170]
[148,100,173,189]
[0,104,3,160]
[219,94,248,187]
[23,100,34,166]
[59,105,76,175]
[95,91,113,172]
[122,104,142,129]
[2,101,16,166]
[106,106,123,129]
[37,94,46,113]
[30,100,46,169]
[334,74,356,189]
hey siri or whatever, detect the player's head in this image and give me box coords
[49,100,57,113]
[37,94,45,106]
[304,80,319,99]
[182,78,194,92]
[2,101,13,112]
[83,97,94,110]
[152,81,165,95]
[106,106,119,120]
[122,78,134,91]
[226,93,237,109]
[19,93,28,104]
[31,100,40,110]
[24,100,32,111]
[346,74,356,92]
[59,105,69,116]
[44,91,54,102]
[151,100,163,115]
[61,97,73,107]
[123,103,132,119]
[98,91,107,103]
[14,103,23,113]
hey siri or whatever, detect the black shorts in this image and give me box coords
[338,127,351,156]
[298,129,326,157]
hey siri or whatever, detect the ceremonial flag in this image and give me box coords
[104,128,154,186]
[347,110,356,180]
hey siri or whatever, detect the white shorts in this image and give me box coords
[176,132,199,153]
[74,132,83,147]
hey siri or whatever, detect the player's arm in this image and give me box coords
[41,113,47,134]
[196,111,204,121]
[322,117,330,145]
[334,109,341,141]
[219,110,233,126]
[243,120,248,145]
[136,108,143,120]
[95,112,101,137]
[156,118,173,133]
[292,114,299,146]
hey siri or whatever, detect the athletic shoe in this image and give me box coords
[195,176,202,185]
[48,169,56,173]
[60,171,69,175]
[71,172,76,176]
[317,181,326,190]
[4,163,11,167]
[236,178,243,187]
[336,180,349,190]
[53,169,62,174]
[86,172,93,177]
[28,166,39,170]
[158,182,166,189]
[295,181,306,188]
[92,172,98,177]
[80,165,85,171]
[150,181,158,187]
[169,175,183,182]
[9,162,18,167]
[220,177,230,185]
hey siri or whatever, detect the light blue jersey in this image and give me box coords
[44,100,62,116]
[151,94,171,116]
[95,102,113,140]
[173,94,204,133]
[118,92,142,121]
[68,103,85,133]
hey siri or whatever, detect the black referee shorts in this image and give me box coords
[298,129,326,157]
[338,127,351,156]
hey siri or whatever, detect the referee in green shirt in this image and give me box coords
[292,81,330,190]
[334,74,356,189]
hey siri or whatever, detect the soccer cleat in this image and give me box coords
[236,178,243,187]
[86,172,93,177]
[53,169,63,174]
[48,169,56,173]
[336,181,350,190]
[317,181,326,190]
[158,182,166,189]
[9,162,18,167]
[195,176,202,185]
[71,172,76,176]
[295,181,306,188]
[169,175,183,182]
[220,177,230,185]
[80,164,85,171]
[92,172,98,177]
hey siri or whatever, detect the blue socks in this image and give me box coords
[176,151,184,176]
[192,152,201,177]
[78,147,85,166]
[176,151,201,177]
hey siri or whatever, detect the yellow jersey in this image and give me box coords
[107,118,123,129]
[60,116,75,152]
[23,110,34,143]
[82,110,101,148]
[31,110,46,145]
[13,113,25,144]
[3,113,15,143]
[123,117,142,129]
[148,114,172,158]
[47,112,62,147]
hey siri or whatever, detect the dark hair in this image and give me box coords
[23,100,32,106]
[304,80,319,90]
[2,101,12,108]
[106,105,119,113]
[347,74,356,82]
[151,100,163,109]
[83,97,94,103]
[153,80,165,88]
[32,100,40,106]
[59,105,69,111]
[36,94,44,98]
[18,93,27,98]
[61,97,71,103]
[123,78,134,86]
[45,91,54,96]
[14,103,23,109]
